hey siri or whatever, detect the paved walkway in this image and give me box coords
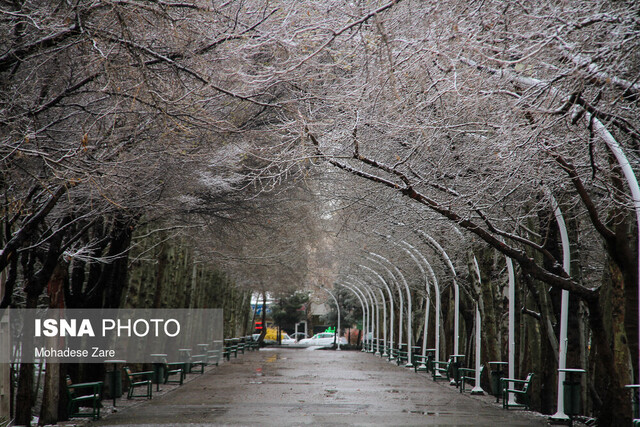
[89,348,550,426]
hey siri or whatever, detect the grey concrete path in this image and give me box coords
[89,347,550,426]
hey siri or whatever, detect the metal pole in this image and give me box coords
[366,257,403,361]
[370,252,413,368]
[353,278,381,355]
[401,243,440,368]
[417,231,460,358]
[339,283,366,350]
[549,193,571,422]
[396,245,431,368]
[471,256,485,395]
[350,278,377,353]
[360,265,394,357]
[347,282,369,352]
[378,289,387,357]
[399,243,432,368]
[506,255,516,405]
[322,288,342,351]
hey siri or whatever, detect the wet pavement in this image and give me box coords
[88,347,550,426]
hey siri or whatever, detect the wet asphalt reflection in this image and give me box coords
[90,347,549,426]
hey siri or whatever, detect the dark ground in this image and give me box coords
[79,347,552,426]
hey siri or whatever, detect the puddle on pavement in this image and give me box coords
[409,410,454,416]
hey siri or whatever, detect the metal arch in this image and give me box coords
[359,264,394,357]
[369,251,414,368]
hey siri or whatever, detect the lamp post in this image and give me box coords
[401,242,441,370]
[322,287,341,351]
[549,193,572,422]
[366,256,404,361]
[369,252,414,368]
[506,255,516,406]
[339,282,367,351]
[360,265,394,357]
[417,231,460,359]
[471,256,485,395]
[353,274,384,356]
[377,288,387,356]
[347,278,377,353]
[394,244,430,369]
[352,278,380,354]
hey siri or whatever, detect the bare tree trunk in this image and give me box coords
[39,261,67,425]
[588,290,632,426]
[15,362,34,426]
[16,293,37,426]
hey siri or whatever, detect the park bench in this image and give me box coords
[124,367,153,399]
[242,336,252,351]
[247,336,259,351]
[414,349,436,374]
[414,354,429,373]
[227,339,238,358]
[231,338,240,357]
[388,347,398,361]
[501,373,534,410]
[249,339,259,350]
[65,375,103,420]
[373,338,382,354]
[396,349,408,366]
[207,349,221,365]
[189,354,206,374]
[164,360,185,384]
[223,339,232,361]
[459,365,485,393]
[432,357,453,382]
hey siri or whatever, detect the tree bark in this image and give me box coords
[39,261,67,425]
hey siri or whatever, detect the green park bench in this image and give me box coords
[65,375,103,420]
[459,365,484,393]
[432,357,453,382]
[189,354,206,374]
[223,339,232,361]
[246,336,259,351]
[124,367,153,399]
[396,349,408,366]
[388,347,398,361]
[207,349,221,365]
[414,354,429,373]
[164,360,185,384]
[414,349,435,374]
[501,373,534,410]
